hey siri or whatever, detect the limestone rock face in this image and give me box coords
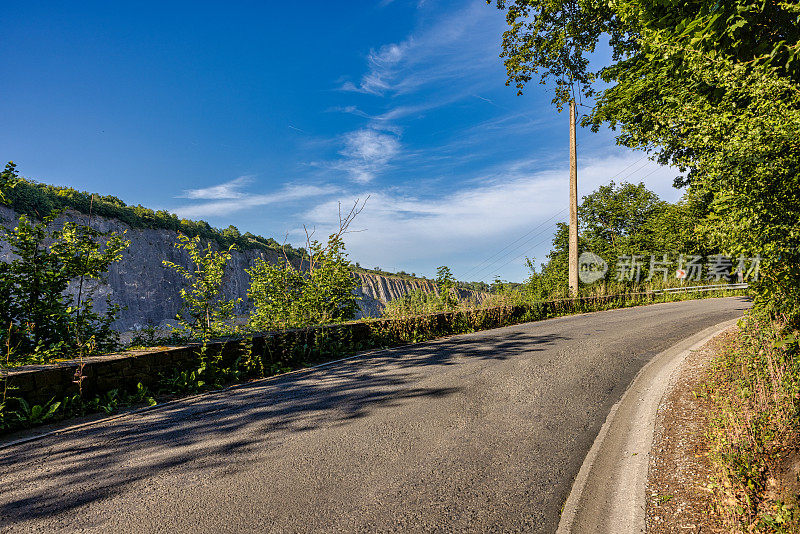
[0,207,489,329]
[353,272,490,318]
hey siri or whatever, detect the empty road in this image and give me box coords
[0,297,750,533]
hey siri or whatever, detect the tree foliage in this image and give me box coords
[435,265,458,309]
[248,236,358,331]
[493,0,800,106]
[247,200,366,331]
[0,162,20,203]
[162,234,240,340]
[493,0,618,106]
[0,213,129,362]
[524,181,701,297]
[493,0,800,319]
[578,181,666,256]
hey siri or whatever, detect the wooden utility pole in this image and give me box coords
[568,100,579,297]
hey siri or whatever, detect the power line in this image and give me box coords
[485,225,562,280]
[467,212,566,281]
[636,165,663,181]
[607,153,650,182]
[459,153,661,282]
[616,160,655,183]
[459,207,567,280]
[462,208,567,279]
[482,163,668,280]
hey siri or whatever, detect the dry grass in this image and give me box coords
[703,315,800,532]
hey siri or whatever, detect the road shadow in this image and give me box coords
[0,328,567,524]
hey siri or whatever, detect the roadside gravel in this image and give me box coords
[645,328,738,533]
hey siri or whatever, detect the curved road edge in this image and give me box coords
[556,317,741,534]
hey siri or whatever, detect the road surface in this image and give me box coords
[0,297,750,533]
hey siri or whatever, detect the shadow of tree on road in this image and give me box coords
[0,329,568,525]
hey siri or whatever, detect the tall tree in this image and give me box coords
[162,235,240,340]
[492,0,800,318]
[578,181,665,257]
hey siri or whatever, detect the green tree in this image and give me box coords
[162,234,240,340]
[298,235,359,325]
[493,0,800,318]
[524,182,694,295]
[0,161,19,203]
[247,199,366,331]
[523,222,574,300]
[492,0,615,106]
[492,0,799,107]
[578,182,666,256]
[222,225,241,241]
[435,265,458,309]
[247,234,358,331]
[0,213,128,362]
[247,258,305,330]
[662,60,800,316]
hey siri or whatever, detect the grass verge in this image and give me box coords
[702,314,800,532]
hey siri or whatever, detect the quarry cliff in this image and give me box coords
[0,206,488,330]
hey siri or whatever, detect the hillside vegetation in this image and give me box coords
[0,168,442,286]
[0,166,302,259]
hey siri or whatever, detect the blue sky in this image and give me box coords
[1,0,682,282]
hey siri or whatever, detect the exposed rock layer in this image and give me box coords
[0,207,488,329]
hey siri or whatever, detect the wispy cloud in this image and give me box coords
[334,128,401,183]
[301,153,681,280]
[180,175,252,200]
[339,42,411,95]
[173,183,338,218]
[326,105,374,119]
[338,2,501,98]
[472,94,496,105]
[325,2,510,186]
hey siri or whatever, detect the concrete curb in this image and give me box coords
[556,318,740,534]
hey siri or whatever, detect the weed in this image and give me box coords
[12,398,62,426]
[160,367,206,395]
[704,315,800,532]
[0,382,156,434]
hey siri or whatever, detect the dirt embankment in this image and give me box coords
[646,330,736,533]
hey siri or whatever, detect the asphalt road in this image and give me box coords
[0,297,750,533]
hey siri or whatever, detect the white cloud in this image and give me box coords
[180,175,252,200]
[340,42,411,95]
[300,152,681,281]
[326,105,373,118]
[338,2,501,98]
[335,128,401,183]
[370,42,407,65]
[173,184,338,219]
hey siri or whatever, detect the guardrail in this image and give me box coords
[653,283,749,294]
